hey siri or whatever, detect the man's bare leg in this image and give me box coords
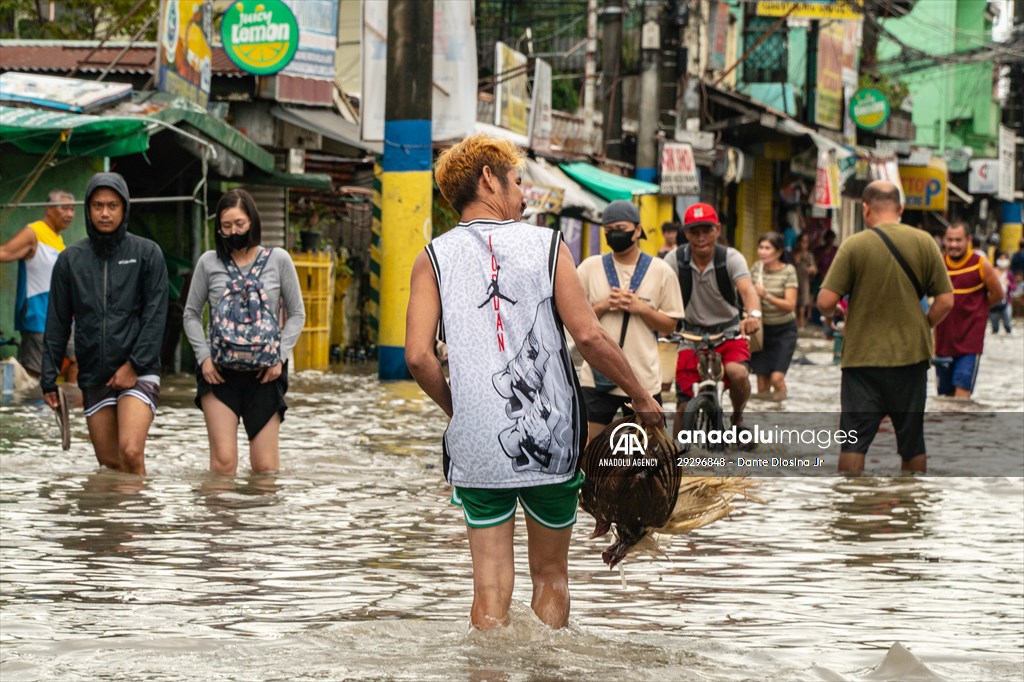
[116,396,152,475]
[725,361,750,426]
[86,407,121,470]
[901,454,926,474]
[953,387,972,399]
[525,515,572,629]
[838,452,865,473]
[466,519,515,629]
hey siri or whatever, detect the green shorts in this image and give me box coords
[451,471,585,529]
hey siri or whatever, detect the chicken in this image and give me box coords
[579,415,759,568]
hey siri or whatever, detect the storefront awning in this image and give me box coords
[271,105,382,155]
[247,167,333,191]
[559,162,660,202]
[0,105,151,157]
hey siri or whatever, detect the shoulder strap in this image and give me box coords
[873,229,925,300]
[629,252,653,291]
[713,245,738,308]
[676,245,693,306]
[601,253,620,289]
[222,256,243,280]
[249,248,273,280]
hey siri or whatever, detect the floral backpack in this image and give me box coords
[210,248,281,370]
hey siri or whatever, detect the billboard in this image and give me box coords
[494,42,529,136]
[815,23,844,130]
[157,0,213,108]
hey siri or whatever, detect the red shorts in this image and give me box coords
[675,338,750,399]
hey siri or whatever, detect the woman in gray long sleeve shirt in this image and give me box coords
[183,189,305,475]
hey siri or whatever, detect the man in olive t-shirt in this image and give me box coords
[818,181,953,474]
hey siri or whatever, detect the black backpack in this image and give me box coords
[675,243,738,309]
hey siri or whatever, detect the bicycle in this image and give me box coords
[661,329,743,452]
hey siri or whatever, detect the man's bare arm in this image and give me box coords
[927,292,954,329]
[0,227,37,263]
[981,258,1005,307]
[817,287,841,318]
[405,251,453,418]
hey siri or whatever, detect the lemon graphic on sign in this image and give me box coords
[221,0,298,75]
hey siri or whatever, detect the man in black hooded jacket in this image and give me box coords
[41,172,168,474]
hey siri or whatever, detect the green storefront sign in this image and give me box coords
[849,88,890,131]
[221,0,299,76]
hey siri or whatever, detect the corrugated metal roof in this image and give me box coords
[0,41,246,77]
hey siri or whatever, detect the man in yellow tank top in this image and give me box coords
[0,189,76,379]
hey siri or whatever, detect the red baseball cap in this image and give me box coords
[682,203,720,229]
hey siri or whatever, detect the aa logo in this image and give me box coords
[609,422,648,456]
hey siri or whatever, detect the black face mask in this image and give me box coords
[605,229,636,253]
[225,232,250,251]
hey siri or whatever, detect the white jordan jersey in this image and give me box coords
[426,220,585,488]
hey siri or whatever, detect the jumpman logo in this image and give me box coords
[479,265,518,308]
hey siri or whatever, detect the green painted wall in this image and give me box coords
[0,154,101,358]
[878,0,997,155]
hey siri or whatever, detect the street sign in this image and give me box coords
[998,125,1016,202]
[660,143,700,195]
[969,159,999,195]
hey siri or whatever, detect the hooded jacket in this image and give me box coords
[40,173,168,393]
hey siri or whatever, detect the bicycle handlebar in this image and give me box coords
[658,330,743,345]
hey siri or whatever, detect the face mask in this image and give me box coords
[605,229,636,253]
[997,258,1010,269]
[225,232,250,251]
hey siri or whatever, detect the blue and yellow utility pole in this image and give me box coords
[378,0,433,380]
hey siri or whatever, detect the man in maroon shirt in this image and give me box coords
[933,221,1004,399]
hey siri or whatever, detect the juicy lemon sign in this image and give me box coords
[221,0,299,75]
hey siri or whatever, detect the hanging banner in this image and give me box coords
[660,143,701,195]
[815,23,844,130]
[998,125,1017,202]
[157,0,213,107]
[279,0,334,79]
[522,182,565,214]
[494,42,529,136]
[708,1,731,72]
[899,160,948,211]
[361,2,477,142]
[529,58,553,154]
[814,148,841,210]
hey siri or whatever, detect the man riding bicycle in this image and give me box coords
[663,203,762,439]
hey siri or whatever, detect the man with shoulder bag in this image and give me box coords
[577,200,684,443]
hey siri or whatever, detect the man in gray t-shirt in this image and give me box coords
[664,203,761,438]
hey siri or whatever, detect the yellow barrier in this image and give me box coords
[290,251,334,371]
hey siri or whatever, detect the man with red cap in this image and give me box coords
[664,203,762,438]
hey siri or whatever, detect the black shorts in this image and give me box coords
[749,320,798,376]
[582,387,661,425]
[839,361,928,460]
[195,362,288,441]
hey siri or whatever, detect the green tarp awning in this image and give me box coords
[148,106,275,173]
[559,162,660,202]
[0,105,151,157]
[248,168,333,191]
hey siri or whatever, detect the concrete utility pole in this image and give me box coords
[582,0,599,155]
[600,0,624,161]
[636,0,662,182]
[378,0,433,381]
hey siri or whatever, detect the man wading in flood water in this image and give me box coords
[405,135,662,629]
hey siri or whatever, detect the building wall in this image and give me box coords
[879,0,997,155]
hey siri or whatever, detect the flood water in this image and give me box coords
[1,330,1022,681]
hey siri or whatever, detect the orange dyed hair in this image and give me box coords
[435,135,526,213]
